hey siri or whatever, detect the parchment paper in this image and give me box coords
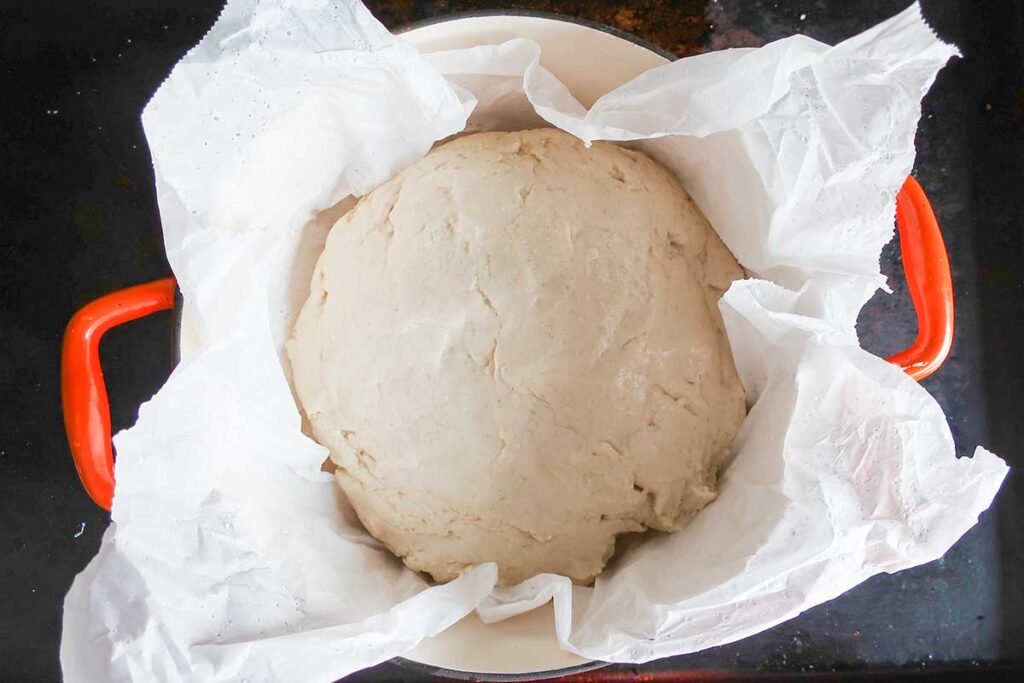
[61,1,1008,680]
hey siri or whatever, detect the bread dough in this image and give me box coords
[288,129,746,586]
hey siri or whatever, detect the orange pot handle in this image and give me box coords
[61,277,176,511]
[885,176,955,381]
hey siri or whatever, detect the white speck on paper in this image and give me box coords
[74,522,86,538]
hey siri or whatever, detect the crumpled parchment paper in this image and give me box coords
[61,1,1008,680]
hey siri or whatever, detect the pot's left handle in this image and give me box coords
[62,278,177,510]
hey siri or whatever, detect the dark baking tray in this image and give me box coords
[1,1,1020,680]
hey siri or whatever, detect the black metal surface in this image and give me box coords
[0,1,1021,681]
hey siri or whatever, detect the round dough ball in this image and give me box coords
[288,129,745,586]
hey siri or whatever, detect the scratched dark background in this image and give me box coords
[0,1,1022,681]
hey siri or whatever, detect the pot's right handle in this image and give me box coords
[62,278,177,511]
[886,176,955,381]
